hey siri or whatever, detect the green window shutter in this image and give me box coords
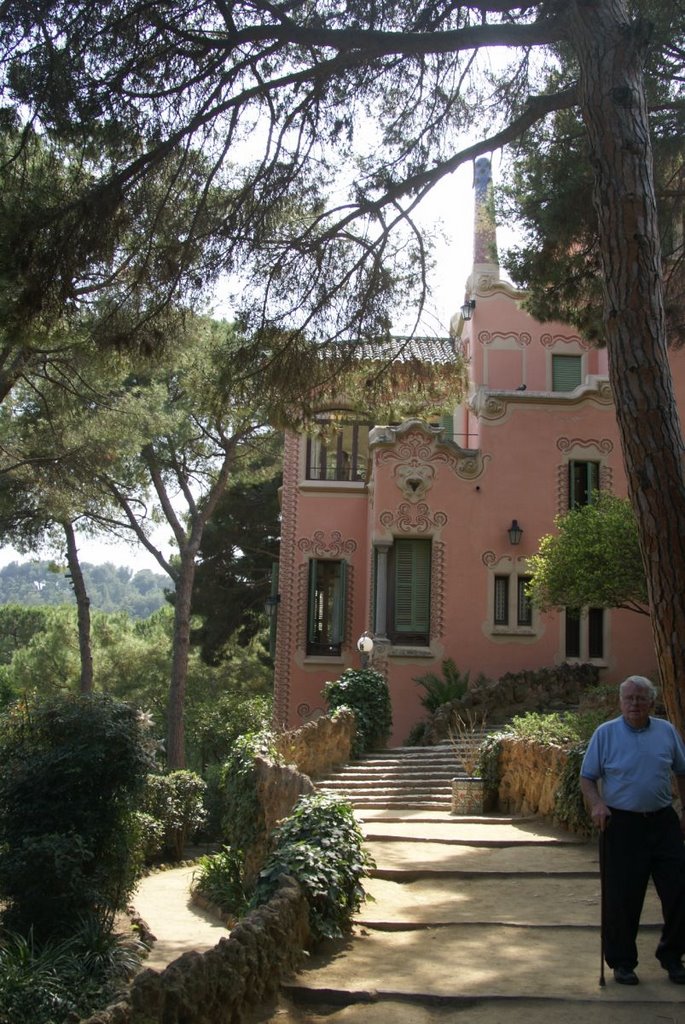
[440,413,454,442]
[552,355,582,392]
[394,539,431,634]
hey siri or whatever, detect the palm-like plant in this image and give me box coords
[414,658,471,713]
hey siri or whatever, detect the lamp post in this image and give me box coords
[357,632,374,669]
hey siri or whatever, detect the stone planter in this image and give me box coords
[451,776,484,815]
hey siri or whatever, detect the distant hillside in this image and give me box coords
[0,560,169,618]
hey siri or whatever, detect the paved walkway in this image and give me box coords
[132,812,685,1023]
[133,864,230,971]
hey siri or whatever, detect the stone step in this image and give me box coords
[315,744,481,809]
[283,921,671,1005]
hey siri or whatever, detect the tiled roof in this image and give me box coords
[351,335,457,364]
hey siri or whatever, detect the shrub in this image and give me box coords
[219,731,281,851]
[142,770,208,861]
[0,922,147,1024]
[414,658,477,712]
[0,694,154,941]
[252,793,374,941]
[323,668,392,757]
[192,846,248,919]
[508,709,603,746]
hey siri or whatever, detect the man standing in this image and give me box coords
[580,675,685,985]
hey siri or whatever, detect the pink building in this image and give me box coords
[273,158,683,746]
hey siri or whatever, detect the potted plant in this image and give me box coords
[448,709,488,815]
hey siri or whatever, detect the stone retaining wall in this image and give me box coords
[79,712,355,1024]
[273,709,356,778]
[244,710,356,884]
[423,662,599,744]
[80,875,310,1024]
[497,737,570,819]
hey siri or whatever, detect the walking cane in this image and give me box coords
[599,826,606,988]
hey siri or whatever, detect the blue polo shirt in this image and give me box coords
[581,715,685,812]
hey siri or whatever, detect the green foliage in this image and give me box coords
[192,846,248,919]
[0,603,274,775]
[184,674,273,773]
[0,922,147,1024]
[0,694,154,940]
[508,710,604,746]
[477,732,509,794]
[414,659,482,712]
[141,771,207,862]
[554,743,593,836]
[527,493,648,615]
[323,668,392,757]
[191,452,282,665]
[498,94,684,345]
[252,793,374,942]
[0,562,167,616]
[219,731,281,852]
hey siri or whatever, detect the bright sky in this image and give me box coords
[0,156,518,573]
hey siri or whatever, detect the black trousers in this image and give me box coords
[603,806,685,969]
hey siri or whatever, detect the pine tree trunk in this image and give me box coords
[165,549,197,769]
[570,0,685,732]
[63,520,93,694]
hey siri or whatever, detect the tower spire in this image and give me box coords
[473,157,499,268]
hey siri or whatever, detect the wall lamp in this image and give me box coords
[461,299,476,321]
[264,593,281,620]
[507,519,523,545]
[357,632,375,668]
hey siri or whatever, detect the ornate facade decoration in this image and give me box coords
[557,437,614,455]
[374,424,488,481]
[430,540,446,640]
[393,462,435,502]
[272,432,301,728]
[297,531,358,557]
[540,332,592,350]
[470,390,507,421]
[477,330,532,347]
[380,503,448,534]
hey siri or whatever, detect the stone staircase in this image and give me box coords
[315,739,491,810]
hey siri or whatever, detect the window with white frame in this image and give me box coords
[565,607,604,660]
[492,572,534,631]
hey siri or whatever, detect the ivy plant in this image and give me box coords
[323,668,392,757]
[252,792,375,941]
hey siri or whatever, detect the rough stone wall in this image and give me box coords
[79,713,356,1024]
[423,662,600,743]
[79,877,310,1024]
[243,711,356,884]
[243,756,315,886]
[496,738,570,818]
[273,709,356,778]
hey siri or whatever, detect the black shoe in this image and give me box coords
[660,959,685,983]
[613,966,639,985]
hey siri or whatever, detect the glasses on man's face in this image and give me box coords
[622,695,651,705]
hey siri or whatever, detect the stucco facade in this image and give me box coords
[273,159,684,746]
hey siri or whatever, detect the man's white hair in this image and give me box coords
[619,675,657,701]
